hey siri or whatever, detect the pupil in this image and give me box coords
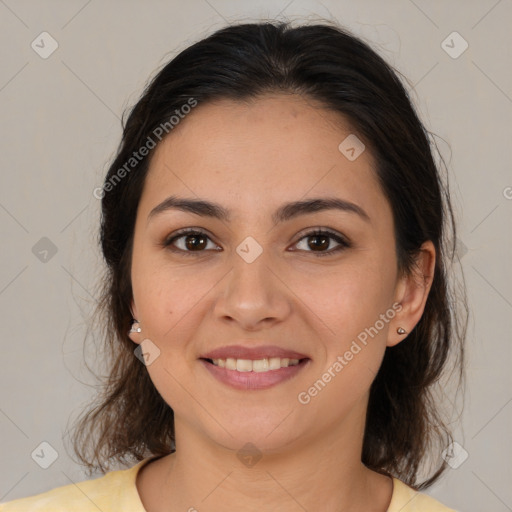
[186,235,206,250]
[309,235,328,251]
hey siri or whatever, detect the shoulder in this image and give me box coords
[388,477,459,512]
[0,457,155,512]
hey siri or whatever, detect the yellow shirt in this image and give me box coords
[0,456,457,511]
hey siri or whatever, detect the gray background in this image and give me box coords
[1,1,511,511]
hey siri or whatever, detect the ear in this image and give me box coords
[127,299,142,345]
[387,240,436,347]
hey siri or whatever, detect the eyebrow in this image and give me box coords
[147,195,371,225]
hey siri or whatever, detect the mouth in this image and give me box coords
[199,357,311,390]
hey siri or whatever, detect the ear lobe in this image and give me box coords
[127,320,142,344]
[387,240,436,348]
[128,299,142,344]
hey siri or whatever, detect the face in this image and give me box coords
[129,94,411,453]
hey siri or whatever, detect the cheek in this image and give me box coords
[296,257,395,399]
[297,270,392,413]
[131,264,206,411]
[297,258,394,339]
[131,257,222,386]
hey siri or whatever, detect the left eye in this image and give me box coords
[294,229,351,256]
[163,228,350,257]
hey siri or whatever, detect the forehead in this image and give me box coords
[139,94,391,227]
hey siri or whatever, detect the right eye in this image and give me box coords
[163,228,220,256]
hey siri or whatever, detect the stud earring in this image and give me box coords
[129,320,141,334]
[396,327,407,335]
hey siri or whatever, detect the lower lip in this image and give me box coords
[200,358,310,390]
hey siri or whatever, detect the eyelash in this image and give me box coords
[162,227,351,257]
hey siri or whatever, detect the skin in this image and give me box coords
[128,93,435,512]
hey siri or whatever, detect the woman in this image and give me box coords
[1,20,467,511]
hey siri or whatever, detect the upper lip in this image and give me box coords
[200,344,309,360]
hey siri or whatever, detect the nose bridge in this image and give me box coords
[214,235,290,327]
[229,237,275,304]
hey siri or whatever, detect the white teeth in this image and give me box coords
[269,357,281,370]
[252,358,269,372]
[236,359,253,372]
[225,358,237,370]
[210,357,301,372]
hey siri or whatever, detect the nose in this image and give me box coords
[213,247,292,331]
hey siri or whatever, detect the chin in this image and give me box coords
[200,414,305,456]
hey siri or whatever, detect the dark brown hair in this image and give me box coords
[69,20,468,490]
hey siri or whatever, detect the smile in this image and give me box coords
[200,357,310,390]
[210,357,300,372]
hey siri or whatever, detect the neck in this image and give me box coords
[138,400,393,512]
